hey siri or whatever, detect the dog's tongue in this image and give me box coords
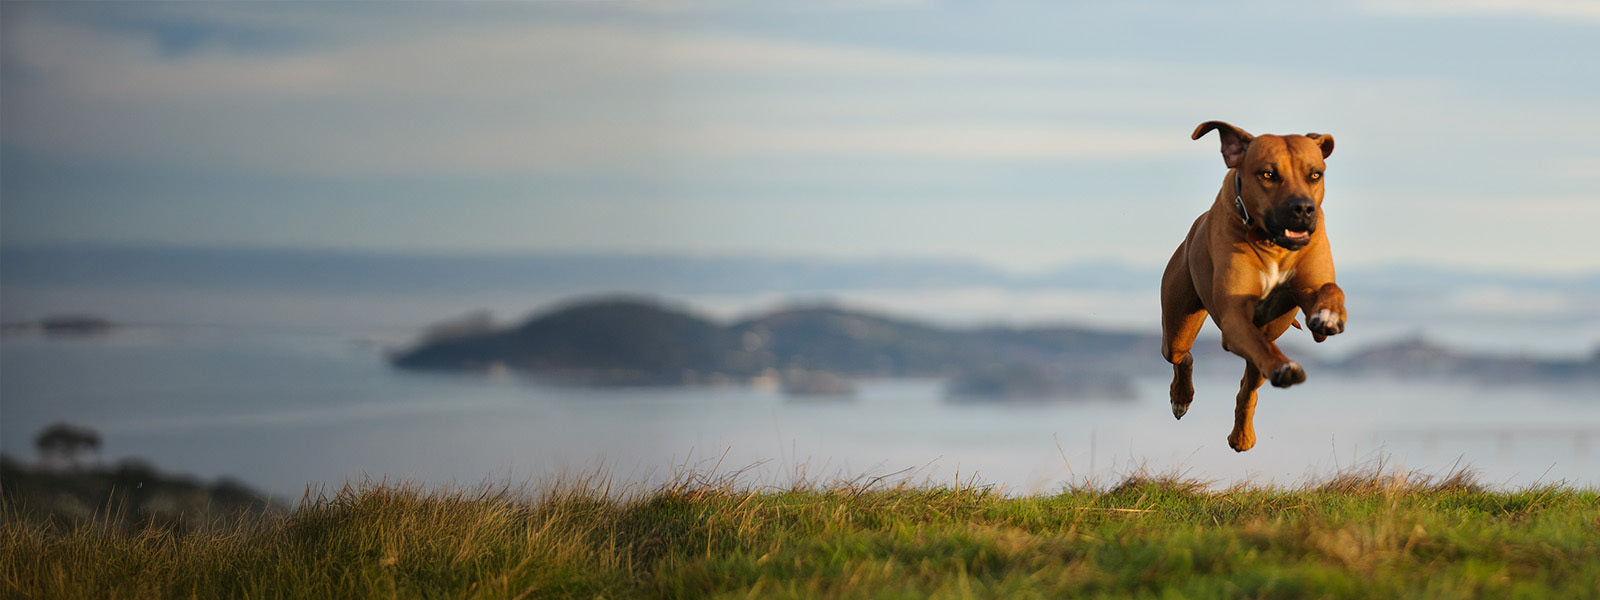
[1284,229,1310,240]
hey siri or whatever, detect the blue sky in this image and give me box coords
[4,1,1599,273]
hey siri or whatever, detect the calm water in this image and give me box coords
[3,324,1596,499]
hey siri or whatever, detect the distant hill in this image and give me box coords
[394,298,750,386]
[1330,336,1600,383]
[1,455,281,532]
[734,305,973,376]
[391,297,1157,399]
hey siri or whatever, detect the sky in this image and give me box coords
[4,0,1600,274]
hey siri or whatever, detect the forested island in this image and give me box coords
[0,314,119,337]
[389,297,1600,400]
[390,297,1151,401]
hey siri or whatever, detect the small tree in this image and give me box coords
[35,422,102,471]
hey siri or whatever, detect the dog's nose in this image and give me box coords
[1288,197,1316,219]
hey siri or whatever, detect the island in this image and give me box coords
[1328,336,1600,383]
[390,297,1600,400]
[389,297,1153,402]
[0,314,120,337]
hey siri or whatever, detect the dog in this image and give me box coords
[1160,121,1345,452]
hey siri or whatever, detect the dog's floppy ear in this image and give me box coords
[1304,133,1334,159]
[1192,121,1254,168]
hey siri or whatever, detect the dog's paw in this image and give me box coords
[1307,308,1344,343]
[1270,362,1306,388]
[1227,428,1256,452]
[1169,375,1194,420]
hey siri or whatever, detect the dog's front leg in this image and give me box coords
[1215,294,1305,388]
[1300,282,1346,343]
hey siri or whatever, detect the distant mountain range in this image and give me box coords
[6,243,1597,295]
[391,297,1600,400]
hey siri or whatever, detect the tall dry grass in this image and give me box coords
[4,462,1597,599]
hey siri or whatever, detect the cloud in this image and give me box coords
[5,2,1597,271]
[3,5,1584,177]
[1336,191,1600,271]
[632,123,1186,162]
[1548,156,1600,181]
[1361,0,1600,22]
[13,3,1558,180]
[1,9,1191,177]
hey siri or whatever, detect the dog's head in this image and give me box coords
[1193,121,1334,251]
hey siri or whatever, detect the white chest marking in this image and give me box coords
[1259,264,1295,298]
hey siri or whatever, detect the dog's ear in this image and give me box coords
[1192,121,1253,168]
[1304,133,1334,159]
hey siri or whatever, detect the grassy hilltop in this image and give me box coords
[4,466,1598,599]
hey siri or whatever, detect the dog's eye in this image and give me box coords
[1258,171,1277,181]
[1309,171,1323,182]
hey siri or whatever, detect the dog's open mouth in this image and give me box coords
[1270,227,1313,249]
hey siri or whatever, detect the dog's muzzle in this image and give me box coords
[1264,197,1317,250]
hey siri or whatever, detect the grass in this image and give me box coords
[4,464,1598,599]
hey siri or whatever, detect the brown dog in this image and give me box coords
[1160,121,1346,452]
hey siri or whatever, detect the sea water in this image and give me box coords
[4,322,1596,499]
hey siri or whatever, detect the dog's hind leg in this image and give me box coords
[1164,316,1204,420]
[1228,314,1298,451]
[1227,363,1265,451]
[1161,248,1207,420]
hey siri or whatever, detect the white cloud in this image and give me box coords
[2,15,340,101]
[1548,156,1600,180]
[16,5,1567,180]
[4,2,1598,271]
[4,14,1066,103]
[1335,191,1600,271]
[657,124,1185,161]
[1361,0,1600,22]
[1,13,1180,176]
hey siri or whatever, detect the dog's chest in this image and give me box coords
[1259,263,1295,298]
[1252,263,1300,326]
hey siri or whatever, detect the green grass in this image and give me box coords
[4,466,1598,599]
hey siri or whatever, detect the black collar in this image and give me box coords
[1234,172,1280,248]
[1233,171,1252,226]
